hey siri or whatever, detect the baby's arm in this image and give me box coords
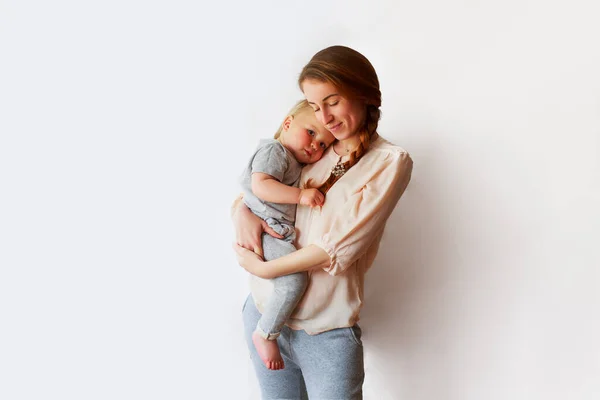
[252,173,323,207]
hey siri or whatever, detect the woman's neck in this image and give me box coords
[333,135,362,155]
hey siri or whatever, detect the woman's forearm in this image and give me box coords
[257,245,331,279]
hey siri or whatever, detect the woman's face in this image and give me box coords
[301,79,366,141]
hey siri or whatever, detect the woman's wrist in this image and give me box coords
[250,258,269,279]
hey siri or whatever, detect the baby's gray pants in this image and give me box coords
[256,217,308,340]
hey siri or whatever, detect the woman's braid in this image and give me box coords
[315,105,380,195]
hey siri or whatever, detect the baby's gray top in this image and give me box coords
[239,139,303,224]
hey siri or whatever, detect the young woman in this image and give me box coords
[232,45,413,399]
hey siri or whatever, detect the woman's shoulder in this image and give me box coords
[363,135,413,190]
[367,135,412,162]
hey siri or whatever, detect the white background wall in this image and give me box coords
[1,1,598,399]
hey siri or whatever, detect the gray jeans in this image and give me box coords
[243,295,365,399]
[257,218,308,340]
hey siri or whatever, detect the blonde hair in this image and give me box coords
[298,45,381,194]
[274,99,312,139]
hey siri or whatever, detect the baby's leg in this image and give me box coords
[253,233,308,370]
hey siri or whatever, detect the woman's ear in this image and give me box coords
[282,115,294,131]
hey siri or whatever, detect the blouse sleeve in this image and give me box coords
[315,150,413,276]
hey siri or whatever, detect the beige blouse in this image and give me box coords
[250,135,413,334]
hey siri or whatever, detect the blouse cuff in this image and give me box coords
[315,233,340,276]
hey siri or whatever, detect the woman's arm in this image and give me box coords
[233,243,331,279]
[231,195,283,258]
[307,150,413,276]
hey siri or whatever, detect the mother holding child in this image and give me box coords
[232,45,413,399]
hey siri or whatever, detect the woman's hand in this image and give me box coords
[232,243,268,278]
[231,199,283,258]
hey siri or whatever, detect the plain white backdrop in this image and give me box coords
[1,1,599,399]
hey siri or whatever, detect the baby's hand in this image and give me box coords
[299,188,324,207]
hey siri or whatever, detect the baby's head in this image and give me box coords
[275,100,335,164]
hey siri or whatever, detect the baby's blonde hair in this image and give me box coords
[274,99,312,139]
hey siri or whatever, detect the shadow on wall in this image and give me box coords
[359,136,526,398]
[360,142,458,398]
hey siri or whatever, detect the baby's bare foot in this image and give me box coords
[252,331,284,370]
